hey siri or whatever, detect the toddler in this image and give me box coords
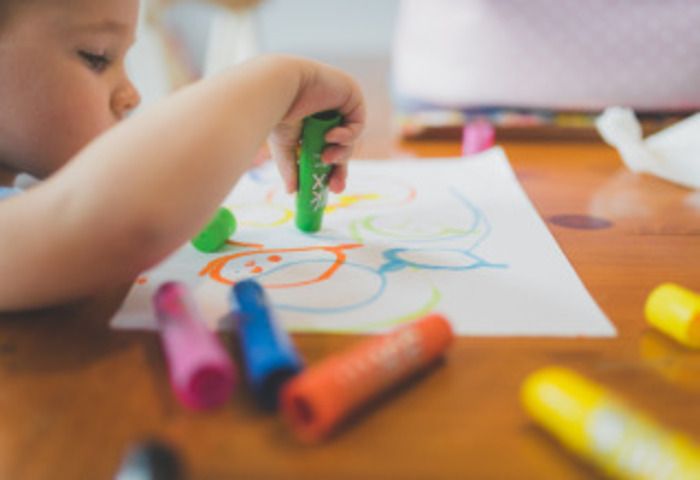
[0,0,365,311]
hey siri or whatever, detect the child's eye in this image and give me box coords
[78,50,111,73]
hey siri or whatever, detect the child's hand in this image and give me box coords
[267,58,365,194]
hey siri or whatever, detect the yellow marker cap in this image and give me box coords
[645,283,700,348]
[521,366,606,455]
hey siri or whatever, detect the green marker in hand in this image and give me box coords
[295,110,343,233]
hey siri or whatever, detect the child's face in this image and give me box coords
[0,0,141,179]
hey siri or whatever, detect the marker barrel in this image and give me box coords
[153,282,236,410]
[231,279,304,409]
[191,207,236,253]
[280,313,454,442]
[521,366,700,478]
[645,283,700,348]
[295,110,343,233]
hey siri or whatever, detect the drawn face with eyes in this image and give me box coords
[0,0,141,180]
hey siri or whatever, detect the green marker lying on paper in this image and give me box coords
[191,206,236,253]
[295,110,343,233]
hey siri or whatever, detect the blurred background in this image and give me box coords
[128,0,399,156]
[166,0,398,67]
[127,0,699,152]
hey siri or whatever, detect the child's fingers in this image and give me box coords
[272,148,297,193]
[275,149,298,193]
[336,93,365,145]
[268,124,301,193]
[282,60,366,144]
[322,144,352,165]
[325,126,358,145]
[328,163,348,193]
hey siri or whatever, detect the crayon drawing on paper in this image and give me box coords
[112,148,615,336]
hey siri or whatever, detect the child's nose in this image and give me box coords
[112,80,142,120]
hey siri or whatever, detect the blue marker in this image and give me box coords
[231,279,304,409]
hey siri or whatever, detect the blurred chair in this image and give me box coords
[127,0,262,108]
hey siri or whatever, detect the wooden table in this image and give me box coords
[1,59,699,479]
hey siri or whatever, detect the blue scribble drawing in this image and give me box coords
[353,186,508,275]
[246,162,278,185]
[379,248,507,273]
[256,259,387,314]
[228,187,507,319]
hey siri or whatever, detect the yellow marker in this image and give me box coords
[521,366,700,479]
[645,283,700,349]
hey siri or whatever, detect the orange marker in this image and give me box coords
[280,314,454,442]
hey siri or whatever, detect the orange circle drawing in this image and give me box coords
[200,244,363,289]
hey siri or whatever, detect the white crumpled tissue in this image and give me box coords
[596,107,700,190]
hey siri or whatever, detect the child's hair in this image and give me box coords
[0,0,29,29]
[0,1,11,23]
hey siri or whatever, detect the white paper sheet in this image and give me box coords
[111,147,615,336]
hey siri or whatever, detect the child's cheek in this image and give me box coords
[39,90,115,172]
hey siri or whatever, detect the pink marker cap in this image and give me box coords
[153,282,236,410]
[462,120,496,156]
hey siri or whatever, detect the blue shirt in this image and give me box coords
[0,187,20,201]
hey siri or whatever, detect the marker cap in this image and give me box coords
[191,207,236,253]
[153,282,236,410]
[645,283,700,348]
[462,120,496,156]
[521,366,606,455]
[115,440,185,480]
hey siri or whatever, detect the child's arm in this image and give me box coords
[0,55,365,311]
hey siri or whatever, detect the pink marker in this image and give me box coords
[153,282,236,410]
[462,120,496,156]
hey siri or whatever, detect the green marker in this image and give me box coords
[295,110,343,233]
[191,207,236,253]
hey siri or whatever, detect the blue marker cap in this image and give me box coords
[115,440,185,480]
[231,279,304,409]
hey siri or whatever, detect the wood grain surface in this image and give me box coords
[0,57,698,480]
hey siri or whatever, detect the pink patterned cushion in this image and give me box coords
[392,0,700,111]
